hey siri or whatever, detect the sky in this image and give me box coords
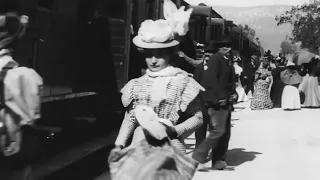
[185,0,311,7]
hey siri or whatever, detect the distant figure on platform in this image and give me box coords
[270,59,286,108]
[250,58,273,110]
[298,66,320,108]
[280,61,302,110]
[233,58,248,102]
[243,56,256,96]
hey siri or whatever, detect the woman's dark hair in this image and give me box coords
[137,46,177,55]
[137,46,178,67]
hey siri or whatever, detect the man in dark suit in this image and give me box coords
[192,46,237,170]
[243,56,256,95]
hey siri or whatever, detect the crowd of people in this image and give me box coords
[109,1,320,180]
[232,51,320,110]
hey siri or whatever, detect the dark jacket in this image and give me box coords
[243,62,255,81]
[194,52,235,105]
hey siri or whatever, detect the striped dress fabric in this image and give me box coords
[115,69,203,153]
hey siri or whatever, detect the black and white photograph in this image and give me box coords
[0,0,319,179]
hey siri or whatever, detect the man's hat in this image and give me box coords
[203,41,232,53]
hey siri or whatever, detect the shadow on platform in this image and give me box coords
[226,148,262,167]
[301,106,320,109]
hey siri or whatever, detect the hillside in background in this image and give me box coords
[188,3,294,54]
[209,5,294,54]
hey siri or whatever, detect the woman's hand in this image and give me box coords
[178,51,185,58]
[0,128,22,156]
[1,141,20,156]
[159,122,178,139]
[108,145,124,163]
[229,93,238,103]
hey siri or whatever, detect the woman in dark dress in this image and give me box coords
[250,59,273,110]
[270,60,286,108]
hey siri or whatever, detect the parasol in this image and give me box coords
[280,69,302,85]
[292,49,316,65]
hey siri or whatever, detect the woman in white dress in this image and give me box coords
[298,67,320,107]
[233,61,248,102]
[281,61,302,110]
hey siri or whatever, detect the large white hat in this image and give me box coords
[133,0,193,49]
[132,20,180,49]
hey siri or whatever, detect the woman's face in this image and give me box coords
[262,59,269,68]
[144,49,170,72]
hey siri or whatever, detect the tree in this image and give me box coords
[280,40,301,54]
[240,24,256,41]
[275,0,320,53]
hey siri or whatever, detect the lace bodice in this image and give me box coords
[115,67,204,150]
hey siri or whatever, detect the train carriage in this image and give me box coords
[0,0,263,179]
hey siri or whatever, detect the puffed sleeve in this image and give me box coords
[120,79,136,108]
[175,77,204,139]
[179,77,205,112]
[114,79,138,147]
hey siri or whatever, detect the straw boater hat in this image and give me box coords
[133,0,193,49]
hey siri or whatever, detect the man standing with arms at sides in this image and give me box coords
[192,45,237,171]
[243,56,256,95]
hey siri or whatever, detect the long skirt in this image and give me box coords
[299,76,320,107]
[281,85,301,110]
[109,139,198,180]
[236,86,248,102]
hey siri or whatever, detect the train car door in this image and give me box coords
[15,0,78,97]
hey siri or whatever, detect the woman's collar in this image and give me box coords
[146,66,188,77]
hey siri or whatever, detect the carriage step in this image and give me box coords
[32,131,118,180]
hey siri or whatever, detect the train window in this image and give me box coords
[0,1,20,13]
[37,0,55,10]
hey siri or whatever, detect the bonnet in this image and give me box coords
[0,12,28,50]
[133,0,193,49]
